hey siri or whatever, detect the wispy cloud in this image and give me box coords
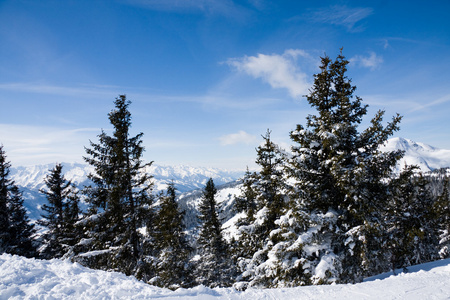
[308,5,373,31]
[0,82,122,97]
[407,93,450,113]
[350,52,383,70]
[226,49,311,98]
[0,124,99,166]
[219,130,257,146]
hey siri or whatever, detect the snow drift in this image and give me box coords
[1,253,449,299]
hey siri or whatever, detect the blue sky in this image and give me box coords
[0,0,449,170]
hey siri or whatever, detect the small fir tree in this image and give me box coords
[37,163,80,259]
[435,176,450,258]
[153,183,192,289]
[196,178,233,287]
[234,130,287,288]
[0,146,36,257]
[388,170,439,269]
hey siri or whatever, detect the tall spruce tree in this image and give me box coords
[196,178,233,287]
[153,183,192,289]
[285,50,403,283]
[75,95,154,276]
[0,146,36,257]
[37,163,80,259]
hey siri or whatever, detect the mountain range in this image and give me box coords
[9,137,450,222]
[10,163,243,221]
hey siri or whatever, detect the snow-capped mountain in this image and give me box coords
[381,137,450,173]
[9,163,244,221]
[10,137,450,222]
[10,163,243,193]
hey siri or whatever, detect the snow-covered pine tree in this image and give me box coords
[0,146,36,258]
[388,169,439,270]
[0,146,10,254]
[435,176,450,258]
[232,168,258,263]
[410,174,440,264]
[196,178,234,287]
[74,95,154,276]
[234,130,288,288]
[285,50,403,283]
[37,163,80,259]
[152,183,192,289]
[253,130,286,238]
[234,167,257,222]
[386,166,416,271]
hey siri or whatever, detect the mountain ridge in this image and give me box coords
[381,137,450,173]
[9,137,450,222]
[10,163,244,221]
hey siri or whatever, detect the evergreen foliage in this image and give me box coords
[435,176,450,258]
[153,183,192,289]
[388,170,439,270]
[234,167,257,220]
[196,178,233,287]
[284,50,403,283]
[74,95,154,276]
[0,146,36,257]
[37,163,80,259]
[233,130,287,288]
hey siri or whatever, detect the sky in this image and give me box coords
[0,0,449,170]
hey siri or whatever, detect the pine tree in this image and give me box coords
[388,170,439,269]
[253,129,286,242]
[234,167,257,221]
[37,163,80,259]
[0,146,10,254]
[196,178,233,287]
[232,168,258,264]
[0,146,36,257]
[75,95,154,276]
[234,130,287,288]
[152,183,192,289]
[285,50,403,283]
[435,176,450,258]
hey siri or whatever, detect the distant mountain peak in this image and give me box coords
[381,137,450,173]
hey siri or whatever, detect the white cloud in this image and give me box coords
[227,49,310,98]
[219,130,257,146]
[350,52,383,70]
[309,5,373,31]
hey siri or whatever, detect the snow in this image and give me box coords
[10,163,244,222]
[10,163,244,195]
[1,253,449,299]
[381,137,450,172]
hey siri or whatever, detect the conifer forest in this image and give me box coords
[1,52,449,290]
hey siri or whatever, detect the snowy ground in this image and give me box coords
[1,254,449,299]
